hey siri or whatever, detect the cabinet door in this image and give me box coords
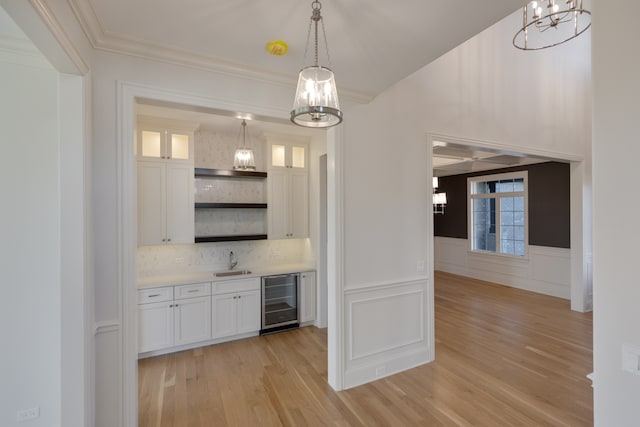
[268,169,289,239]
[167,131,192,161]
[212,293,237,339]
[166,164,194,244]
[300,272,316,323]
[138,128,165,160]
[138,301,174,353]
[289,171,309,238]
[138,161,166,246]
[236,290,261,334]
[174,296,211,346]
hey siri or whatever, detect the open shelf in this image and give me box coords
[194,168,267,179]
[194,202,267,209]
[195,234,268,243]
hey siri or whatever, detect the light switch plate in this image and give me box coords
[621,344,640,375]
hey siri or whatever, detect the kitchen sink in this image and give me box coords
[214,270,252,277]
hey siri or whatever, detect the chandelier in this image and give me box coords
[290,0,343,128]
[513,0,591,51]
[233,119,256,171]
[433,177,447,215]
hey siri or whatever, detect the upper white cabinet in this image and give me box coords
[136,118,197,163]
[266,139,309,239]
[138,161,194,246]
[137,117,198,246]
[269,141,307,170]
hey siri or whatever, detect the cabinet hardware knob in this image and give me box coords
[167,238,171,242]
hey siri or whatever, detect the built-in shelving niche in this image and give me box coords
[194,168,268,243]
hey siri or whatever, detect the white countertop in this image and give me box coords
[137,263,316,289]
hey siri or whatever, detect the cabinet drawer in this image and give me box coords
[175,282,211,300]
[138,287,173,304]
[213,277,260,294]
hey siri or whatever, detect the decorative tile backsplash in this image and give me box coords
[194,177,265,203]
[194,127,266,170]
[136,239,314,277]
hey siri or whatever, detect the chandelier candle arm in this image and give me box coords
[290,0,343,128]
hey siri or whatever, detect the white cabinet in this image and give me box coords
[212,278,261,339]
[267,140,309,239]
[174,283,211,346]
[300,271,316,323]
[137,161,194,246]
[138,282,211,354]
[138,287,174,353]
[138,300,174,353]
[268,141,308,170]
[137,121,195,163]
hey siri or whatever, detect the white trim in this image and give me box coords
[467,170,529,258]
[326,124,345,390]
[28,0,89,74]
[94,320,121,335]
[117,81,340,425]
[430,133,584,163]
[0,34,52,69]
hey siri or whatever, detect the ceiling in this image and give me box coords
[68,0,523,101]
[432,141,554,177]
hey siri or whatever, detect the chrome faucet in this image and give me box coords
[228,251,238,270]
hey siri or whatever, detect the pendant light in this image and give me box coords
[291,0,343,128]
[233,119,256,171]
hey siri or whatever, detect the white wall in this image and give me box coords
[335,8,591,388]
[0,24,61,427]
[592,1,640,424]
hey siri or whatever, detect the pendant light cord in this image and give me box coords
[302,0,332,69]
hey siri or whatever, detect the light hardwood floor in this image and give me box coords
[138,271,593,426]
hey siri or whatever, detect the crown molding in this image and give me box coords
[66,0,372,104]
[29,0,89,74]
[0,34,52,69]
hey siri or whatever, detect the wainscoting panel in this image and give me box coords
[343,279,430,389]
[434,237,570,298]
[94,322,122,427]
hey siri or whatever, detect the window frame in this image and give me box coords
[467,170,529,258]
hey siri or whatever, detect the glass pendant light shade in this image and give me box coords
[233,148,256,171]
[290,0,342,128]
[291,65,342,128]
[233,119,256,171]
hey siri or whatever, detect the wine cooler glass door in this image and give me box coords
[262,274,299,330]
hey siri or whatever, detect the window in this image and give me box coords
[469,171,527,256]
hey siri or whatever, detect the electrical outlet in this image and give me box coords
[622,344,640,375]
[17,407,39,422]
[416,260,425,271]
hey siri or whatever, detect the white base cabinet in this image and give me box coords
[138,282,211,353]
[300,271,316,324]
[138,300,174,353]
[212,278,261,339]
[137,271,315,356]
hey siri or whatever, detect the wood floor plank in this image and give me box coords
[139,271,593,426]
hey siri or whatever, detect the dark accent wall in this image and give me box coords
[434,161,570,249]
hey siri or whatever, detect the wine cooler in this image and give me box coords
[261,273,299,334]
